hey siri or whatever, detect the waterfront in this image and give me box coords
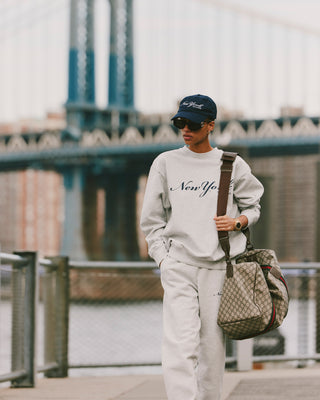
[0,297,317,380]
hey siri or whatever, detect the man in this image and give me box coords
[140,94,264,400]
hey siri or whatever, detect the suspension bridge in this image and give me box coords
[0,0,319,261]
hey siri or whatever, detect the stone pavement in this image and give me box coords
[0,366,319,400]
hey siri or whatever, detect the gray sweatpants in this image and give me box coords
[160,256,226,400]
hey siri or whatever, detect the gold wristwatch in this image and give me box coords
[234,219,242,231]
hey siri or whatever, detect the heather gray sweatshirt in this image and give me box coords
[140,146,264,268]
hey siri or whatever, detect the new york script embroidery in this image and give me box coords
[170,179,234,198]
[170,180,218,198]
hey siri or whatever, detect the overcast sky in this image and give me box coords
[230,0,319,29]
[1,0,320,123]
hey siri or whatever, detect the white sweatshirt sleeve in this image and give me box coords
[233,157,264,226]
[140,158,170,266]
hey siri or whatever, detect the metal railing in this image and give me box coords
[1,253,320,387]
[0,252,37,387]
[0,253,69,387]
[252,263,320,365]
[39,256,69,378]
[66,260,320,371]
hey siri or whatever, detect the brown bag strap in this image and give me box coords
[217,152,237,217]
[217,152,255,277]
[217,152,237,277]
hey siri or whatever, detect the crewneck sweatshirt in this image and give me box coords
[140,146,264,269]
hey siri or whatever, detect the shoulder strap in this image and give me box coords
[217,152,237,277]
[217,152,237,217]
[217,152,254,277]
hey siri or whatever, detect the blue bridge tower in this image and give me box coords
[65,0,136,138]
[108,0,135,109]
[66,0,96,138]
[62,0,140,261]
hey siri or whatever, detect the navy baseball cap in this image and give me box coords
[171,94,217,123]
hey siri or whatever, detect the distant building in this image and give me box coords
[0,112,65,257]
[280,106,305,117]
[0,111,66,134]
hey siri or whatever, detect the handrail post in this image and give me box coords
[43,262,57,371]
[11,251,38,388]
[44,256,69,378]
[316,269,320,355]
[11,259,25,376]
[236,339,253,371]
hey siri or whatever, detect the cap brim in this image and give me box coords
[171,110,206,124]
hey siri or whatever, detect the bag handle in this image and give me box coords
[217,152,254,277]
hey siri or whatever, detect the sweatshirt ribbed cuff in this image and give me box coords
[241,209,258,227]
[150,247,168,267]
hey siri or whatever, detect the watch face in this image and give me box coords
[236,221,242,229]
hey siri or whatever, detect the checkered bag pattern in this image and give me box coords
[237,248,289,329]
[217,249,289,340]
[216,151,289,340]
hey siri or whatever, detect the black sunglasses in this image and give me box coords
[172,118,205,131]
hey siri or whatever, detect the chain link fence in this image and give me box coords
[1,255,320,387]
[66,262,320,371]
[68,263,163,369]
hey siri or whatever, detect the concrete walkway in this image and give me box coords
[0,366,319,399]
